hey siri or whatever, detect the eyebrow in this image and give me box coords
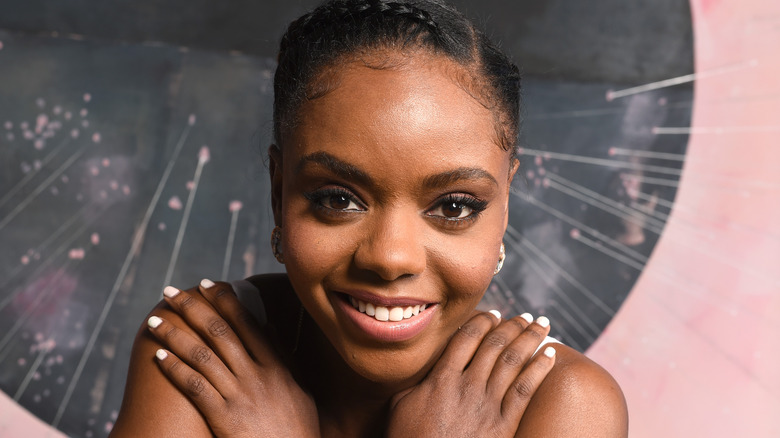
[296,151,374,186]
[295,151,498,189]
[423,167,499,189]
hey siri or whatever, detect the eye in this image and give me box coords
[427,194,487,222]
[304,187,365,212]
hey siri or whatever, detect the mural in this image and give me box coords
[0,0,777,436]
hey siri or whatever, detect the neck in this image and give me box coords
[295,315,428,437]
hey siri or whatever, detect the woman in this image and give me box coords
[112,0,628,436]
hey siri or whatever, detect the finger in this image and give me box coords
[501,344,556,423]
[162,285,255,373]
[430,310,500,376]
[462,313,531,384]
[197,279,280,366]
[147,315,235,394]
[154,348,227,416]
[487,315,551,397]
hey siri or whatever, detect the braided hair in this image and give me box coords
[274,0,521,157]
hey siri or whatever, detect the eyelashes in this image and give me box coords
[304,186,488,226]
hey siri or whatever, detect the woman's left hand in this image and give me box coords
[146,280,320,438]
[386,311,556,438]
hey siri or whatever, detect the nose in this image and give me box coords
[353,209,426,281]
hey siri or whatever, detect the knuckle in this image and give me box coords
[189,345,212,364]
[213,286,232,299]
[499,348,525,367]
[457,323,484,339]
[523,326,544,343]
[511,376,536,399]
[207,318,230,338]
[484,333,508,348]
[178,294,196,311]
[186,375,207,397]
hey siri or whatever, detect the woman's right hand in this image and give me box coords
[146,280,320,438]
[387,311,556,438]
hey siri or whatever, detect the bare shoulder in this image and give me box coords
[110,291,213,437]
[516,344,629,437]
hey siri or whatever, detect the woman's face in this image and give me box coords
[272,53,518,385]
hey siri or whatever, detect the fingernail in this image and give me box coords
[163,286,180,298]
[147,316,163,328]
[544,346,556,358]
[200,278,215,289]
[536,316,550,328]
[488,309,502,320]
[520,313,533,323]
[155,349,168,360]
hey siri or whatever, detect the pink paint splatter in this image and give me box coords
[83,93,92,102]
[82,120,89,128]
[62,175,69,183]
[608,147,616,156]
[64,111,72,120]
[168,196,183,210]
[605,90,615,101]
[53,105,62,115]
[20,121,29,130]
[21,255,30,265]
[102,158,110,167]
[535,156,543,166]
[105,422,114,433]
[188,114,196,125]
[122,184,131,195]
[158,222,167,231]
[80,108,88,117]
[34,139,44,150]
[68,248,85,259]
[92,133,101,144]
[658,97,668,106]
[33,160,41,170]
[229,200,243,212]
[90,165,99,176]
[110,180,118,190]
[198,145,211,163]
[35,114,48,133]
[100,190,107,199]
[4,121,11,130]
[0,41,3,50]
[186,181,194,190]
[50,186,59,195]
[23,130,34,140]
[542,178,550,188]
[526,170,535,179]
[36,98,45,108]
[538,168,546,176]
[71,128,80,138]
[570,228,581,239]
[18,358,26,366]
[90,233,100,245]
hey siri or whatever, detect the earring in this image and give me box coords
[493,242,505,275]
[271,226,284,264]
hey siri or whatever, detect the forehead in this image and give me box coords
[287,55,509,180]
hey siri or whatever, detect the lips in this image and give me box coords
[332,291,437,343]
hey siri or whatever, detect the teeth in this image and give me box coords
[375,306,389,321]
[349,297,429,322]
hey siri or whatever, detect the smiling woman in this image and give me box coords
[111,0,627,436]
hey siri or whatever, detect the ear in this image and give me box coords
[503,157,521,231]
[268,144,283,226]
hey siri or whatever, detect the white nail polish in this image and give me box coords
[544,346,556,358]
[200,278,215,289]
[156,349,168,360]
[520,313,533,323]
[488,309,502,320]
[147,316,163,328]
[163,286,180,298]
[536,316,550,328]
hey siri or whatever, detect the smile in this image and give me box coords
[348,296,428,322]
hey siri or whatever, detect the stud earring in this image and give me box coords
[271,226,284,264]
[493,242,505,275]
